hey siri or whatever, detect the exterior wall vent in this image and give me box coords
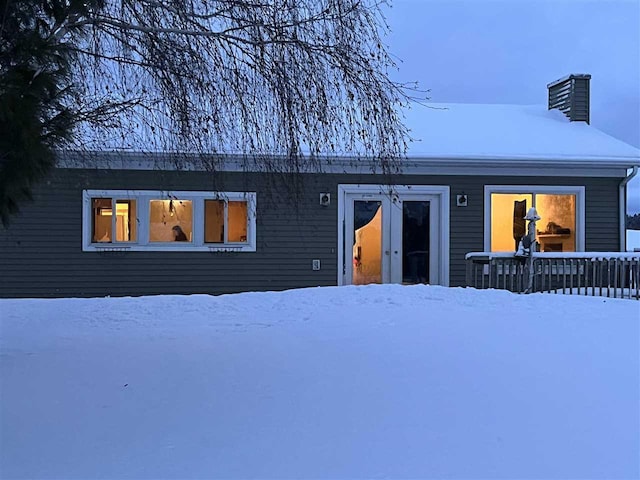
[547,74,591,124]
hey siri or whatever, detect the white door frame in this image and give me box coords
[389,192,441,285]
[337,184,450,286]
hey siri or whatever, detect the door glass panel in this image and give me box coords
[403,201,430,284]
[353,200,382,285]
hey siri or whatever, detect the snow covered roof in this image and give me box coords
[403,103,640,165]
[57,103,640,174]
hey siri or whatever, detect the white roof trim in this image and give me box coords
[406,153,639,165]
[56,150,638,177]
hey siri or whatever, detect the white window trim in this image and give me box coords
[82,189,257,252]
[483,185,586,252]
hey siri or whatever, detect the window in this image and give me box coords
[91,198,137,243]
[149,199,193,242]
[228,202,248,242]
[82,190,256,252]
[484,186,584,253]
[203,199,249,244]
[204,200,225,243]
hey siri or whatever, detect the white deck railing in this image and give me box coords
[465,252,640,300]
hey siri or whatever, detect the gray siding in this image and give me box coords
[0,169,622,297]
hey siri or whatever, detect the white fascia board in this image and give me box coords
[57,151,639,177]
[406,153,640,167]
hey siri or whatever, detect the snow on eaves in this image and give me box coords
[404,103,640,164]
[56,103,639,172]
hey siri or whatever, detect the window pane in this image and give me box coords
[402,201,430,284]
[536,194,576,252]
[491,193,533,252]
[92,198,112,243]
[205,200,225,243]
[149,199,193,242]
[115,200,137,242]
[353,200,382,285]
[228,201,248,243]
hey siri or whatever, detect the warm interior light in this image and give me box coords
[353,205,382,285]
[100,204,129,216]
[490,193,532,252]
[149,199,193,242]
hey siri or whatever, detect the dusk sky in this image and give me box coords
[383,0,640,212]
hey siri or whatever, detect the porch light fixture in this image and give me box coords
[320,193,331,206]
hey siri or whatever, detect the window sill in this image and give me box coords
[85,244,255,252]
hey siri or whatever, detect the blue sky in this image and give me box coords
[383,0,640,213]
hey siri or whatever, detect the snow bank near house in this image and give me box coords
[1,285,638,479]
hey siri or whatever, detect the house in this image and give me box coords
[1,74,639,298]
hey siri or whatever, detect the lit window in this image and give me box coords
[116,200,137,242]
[204,200,249,244]
[486,186,584,253]
[91,198,137,243]
[536,194,576,253]
[149,199,193,242]
[92,198,113,242]
[490,193,532,252]
[83,190,256,252]
[228,201,248,242]
[204,200,224,243]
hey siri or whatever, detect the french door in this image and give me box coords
[339,185,446,286]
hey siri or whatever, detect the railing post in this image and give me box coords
[569,259,574,295]
[629,258,640,300]
[523,207,540,294]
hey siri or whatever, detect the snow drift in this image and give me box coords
[1,285,638,479]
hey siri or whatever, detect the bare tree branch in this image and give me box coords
[2,0,427,226]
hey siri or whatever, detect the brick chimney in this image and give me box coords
[547,74,591,124]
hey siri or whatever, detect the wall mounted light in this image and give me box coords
[456,194,468,207]
[320,193,331,206]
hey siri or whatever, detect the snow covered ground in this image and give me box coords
[1,285,639,479]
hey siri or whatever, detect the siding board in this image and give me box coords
[0,169,622,297]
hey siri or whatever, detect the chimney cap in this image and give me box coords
[547,73,591,89]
